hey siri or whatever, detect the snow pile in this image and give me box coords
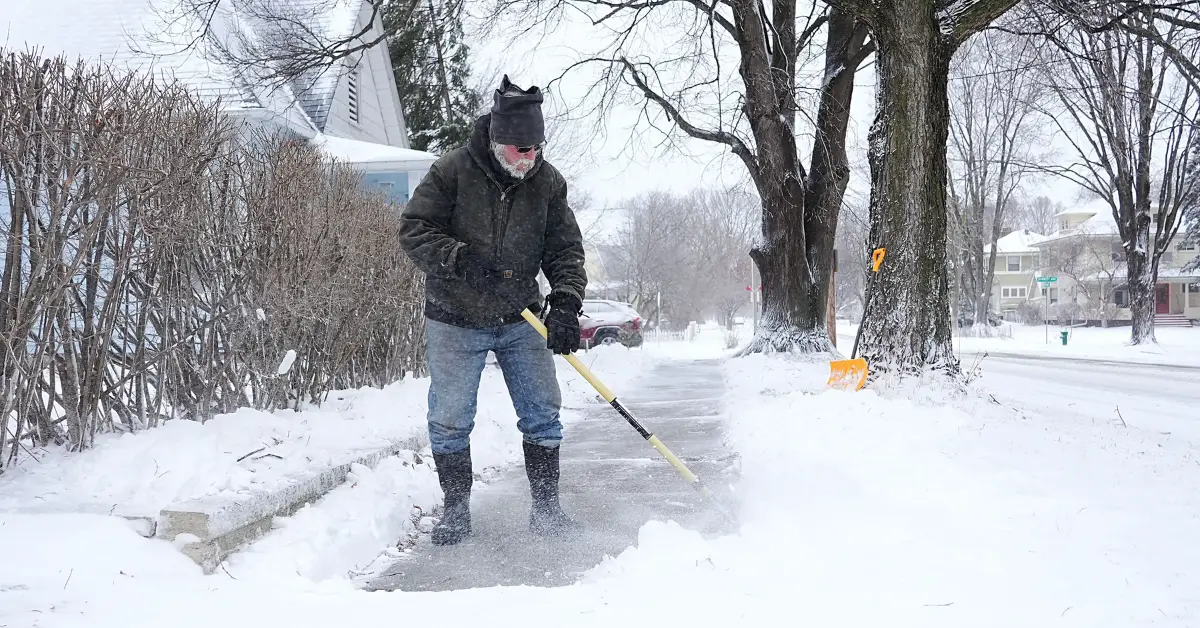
[219,454,441,586]
[581,353,1200,624]
[0,380,433,518]
[3,350,1199,626]
[0,347,655,521]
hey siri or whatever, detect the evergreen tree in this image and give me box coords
[384,0,482,154]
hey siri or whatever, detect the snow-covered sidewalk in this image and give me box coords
[3,329,1198,627]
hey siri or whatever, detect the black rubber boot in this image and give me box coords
[523,441,579,537]
[431,447,473,546]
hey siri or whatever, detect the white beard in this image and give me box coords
[490,141,536,178]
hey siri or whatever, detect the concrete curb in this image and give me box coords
[157,435,428,574]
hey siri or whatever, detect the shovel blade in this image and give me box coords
[827,358,869,391]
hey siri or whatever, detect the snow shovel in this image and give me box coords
[519,308,736,525]
[827,247,886,391]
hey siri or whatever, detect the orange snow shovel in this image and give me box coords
[827,247,886,391]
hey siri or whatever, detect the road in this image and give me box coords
[963,350,1200,443]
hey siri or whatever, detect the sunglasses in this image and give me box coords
[513,144,542,154]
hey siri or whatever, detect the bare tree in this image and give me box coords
[1015,195,1063,235]
[1182,133,1200,270]
[833,196,870,322]
[1031,7,1200,343]
[464,2,875,353]
[1039,228,1124,326]
[946,30,1048,328]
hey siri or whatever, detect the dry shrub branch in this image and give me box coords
[0,49,425,470]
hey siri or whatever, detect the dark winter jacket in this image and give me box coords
[398,114,587,328]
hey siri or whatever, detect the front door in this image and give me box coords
[1156,283,1170,314]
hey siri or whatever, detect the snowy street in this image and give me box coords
[972,352,1200,442]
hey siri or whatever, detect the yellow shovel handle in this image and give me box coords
[520,309,617,403]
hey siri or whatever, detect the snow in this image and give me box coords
[312,133,439,166]
[952,323,1200,367]
[276,349,298,374]
[1,0,257,107]
[0,343,660,520]
[984,228,1045,254]
[4,326,1200,626]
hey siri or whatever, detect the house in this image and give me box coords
[984,229,1045,320]
[986,199,1199,326]
[2,0,438,202]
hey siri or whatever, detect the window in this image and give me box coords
[1189,283,1200,307]
[347,65,360,124]
[582,301,618,315]
[1113,289,1130,307]
[1007,256,1021,272]
[1002,287,1027,299]
[1041,286,1059,304]
[362,172,409,204]
[1060,219,1071,231]
[1180,240,1198,252]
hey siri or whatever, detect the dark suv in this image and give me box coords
[579,299,644,349]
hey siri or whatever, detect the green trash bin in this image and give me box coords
[1060,330,1069,346]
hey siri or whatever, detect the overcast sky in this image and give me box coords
[461,4,1087,214]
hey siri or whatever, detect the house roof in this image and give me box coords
[3,0,329,136]
[2,0,260,105]
[4,0,260,108]
[985,229,1045,254]
[312,133,435,168]
[226,0,367,130]
[1035,209,1121,246]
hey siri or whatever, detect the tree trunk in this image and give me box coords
[1127,219,1157,344]
[857,5,959,374]
[740,10,868,355]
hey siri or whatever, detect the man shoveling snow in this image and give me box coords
[398,74,588,546]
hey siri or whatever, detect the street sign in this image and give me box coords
[1037,276,1058,283]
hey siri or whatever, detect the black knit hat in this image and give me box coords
[489,75,545,146]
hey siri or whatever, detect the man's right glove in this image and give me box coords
[544,293,582,355]
[455,246,496,292]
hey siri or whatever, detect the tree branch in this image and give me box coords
[944,0,1023,45]
[618,57,761,185]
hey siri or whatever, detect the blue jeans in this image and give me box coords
[424,317,564,455]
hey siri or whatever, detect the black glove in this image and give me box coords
[544,293,582,355]
[455,246,495,291]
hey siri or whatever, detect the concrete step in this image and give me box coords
[1155,314,1194,327]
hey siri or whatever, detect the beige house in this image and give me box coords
[984,229,1045,320]
[987,200,1199,326]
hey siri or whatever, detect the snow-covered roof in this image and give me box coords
[226,0,367,130]
[1036,210,1121,246]
[312,133,436,168]
[3,0,259,108]
[1,0,347,136]
[986,229,1045,254]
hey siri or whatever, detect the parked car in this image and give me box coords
[579,299,644,349]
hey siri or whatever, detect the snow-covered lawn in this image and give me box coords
[3,330,1198,627]
[833,318,1200,366]
[954,323,1200,367]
